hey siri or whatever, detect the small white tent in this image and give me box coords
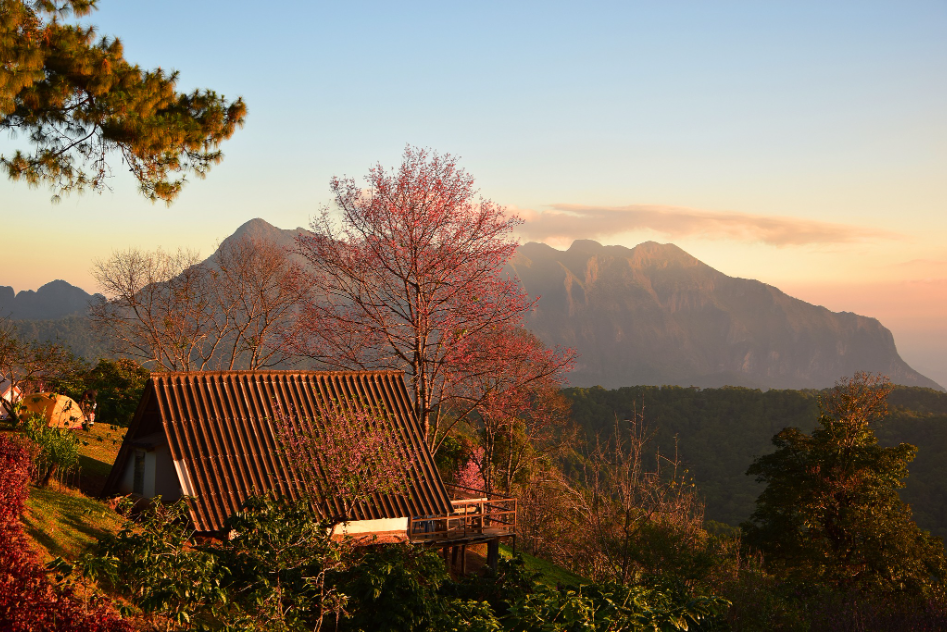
[0,375,21,420]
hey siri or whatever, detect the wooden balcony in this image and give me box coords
[409,484,517,545]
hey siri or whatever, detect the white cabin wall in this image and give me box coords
[143,451,157,497]
[153,445,180,501]
[331,517,408,536]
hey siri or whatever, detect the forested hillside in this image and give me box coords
[565,385,947,538]
[10,315,109,360]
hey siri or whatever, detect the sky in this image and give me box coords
[2,1,946,386]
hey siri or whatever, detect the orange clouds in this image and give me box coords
[516,204,900,246]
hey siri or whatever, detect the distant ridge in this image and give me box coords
[5,221,940,391]
[0,280,99,321]
[507,239,942,391]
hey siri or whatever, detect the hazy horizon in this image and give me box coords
[3,1,944,387]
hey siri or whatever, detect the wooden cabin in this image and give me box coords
[103,371,515,565]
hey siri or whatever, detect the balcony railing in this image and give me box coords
[409,484,517,542]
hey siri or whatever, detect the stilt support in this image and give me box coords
[487,538,500,571]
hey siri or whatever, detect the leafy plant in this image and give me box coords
[0,433,129,631]
[743,373,947,597]
[222,495,352,631]
[79,494,352,631]
[23,412,80,486]
[337,544,448,632]
[80,498,228,630]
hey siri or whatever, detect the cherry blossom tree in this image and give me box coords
[293,146,573,451]
[273,399,414,524]
[456,326,575,494]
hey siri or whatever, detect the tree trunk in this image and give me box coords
[40,463,58,487]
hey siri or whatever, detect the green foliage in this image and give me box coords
[503,580,729,632]
[80,498,228,629]
[564,384,947,539]
[44,358,148,427]
[23,412,79,485]
[0,0,246,202]
[79,495,352,631]
[84,358,149,427]
[72,492,731,631]
[565,385,821,530]
[742,374,947,596]
[432,599,503,632]
[222,495,351,631]
[338,544,448,632]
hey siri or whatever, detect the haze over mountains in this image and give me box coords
[508,240,941,390]
[0,280,101,321]
[4,218,941,391]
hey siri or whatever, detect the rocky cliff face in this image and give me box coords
[508,240,941,390]
[0,280,98,321]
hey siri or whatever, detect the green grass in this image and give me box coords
[22,484,124,563]
[500,544,589,587]
[19,423,127,562]
[74,423,126,495]
[2,420,125,493]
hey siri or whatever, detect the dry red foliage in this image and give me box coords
[0,434,130,632]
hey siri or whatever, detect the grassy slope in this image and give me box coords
[74,423,127,496]
[23,484,124,563]
[500,544,588,587]
[4,422,127,562]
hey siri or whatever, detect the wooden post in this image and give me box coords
[460,544,467,575]
[487,538,499,571]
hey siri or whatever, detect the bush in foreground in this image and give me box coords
[0,433,129,632]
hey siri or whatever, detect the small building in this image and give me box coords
[103,371,516,562]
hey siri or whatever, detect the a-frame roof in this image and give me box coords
[103,370,453,533]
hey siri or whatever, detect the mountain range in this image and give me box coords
[508,240,941,390]
[4,218,941,390]
[0,280,101,321]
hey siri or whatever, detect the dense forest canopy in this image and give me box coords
[565,384,947,538]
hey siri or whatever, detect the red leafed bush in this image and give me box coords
[0,434,34,526]
[0,434,131,632]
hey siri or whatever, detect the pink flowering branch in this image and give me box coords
[288,146,547,451]
[273,398,415,524]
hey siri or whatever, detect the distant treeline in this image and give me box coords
[565,384,947,539]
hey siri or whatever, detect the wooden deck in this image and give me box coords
[408,484,516,546]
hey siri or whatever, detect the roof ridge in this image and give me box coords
[149,369,406,378]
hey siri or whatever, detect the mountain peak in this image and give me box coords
[230,218,292,242]
[214,218,306,255]
[507,239,941,391]
[0,280,96,321]
[627,241,705,268]
[566,239,606,253]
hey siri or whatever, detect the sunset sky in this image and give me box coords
[2,1,945,386]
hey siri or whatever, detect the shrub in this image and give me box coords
[0,434,129,632]
[22,412,80,486]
